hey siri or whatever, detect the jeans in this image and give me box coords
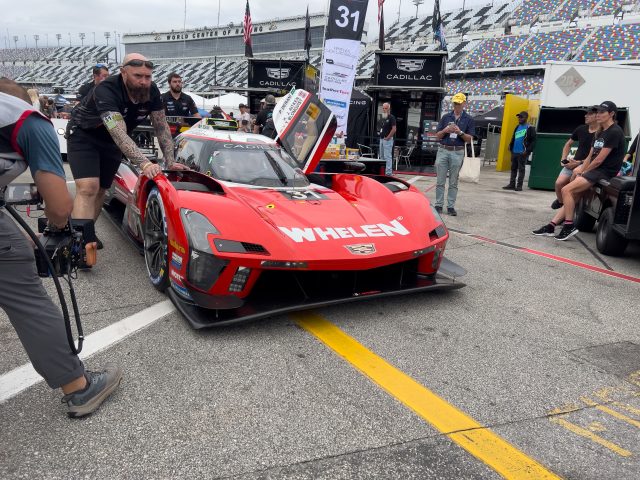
[379,138,394,176]
[435,148,464,209]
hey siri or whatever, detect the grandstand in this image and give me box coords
[3,1,640,114]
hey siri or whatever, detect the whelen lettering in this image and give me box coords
[279,219,410,243]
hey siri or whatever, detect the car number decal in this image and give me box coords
[279,190,327,201]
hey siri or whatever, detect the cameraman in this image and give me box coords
[0,78,122,418]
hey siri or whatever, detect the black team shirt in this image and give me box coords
[161,91,198,117]
[70,74,163,141]
[570,124,596,161]
[590,123,626,177]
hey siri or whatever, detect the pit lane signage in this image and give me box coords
[249,60,305,89]
[319,0,369,136]
[375,53,444,88]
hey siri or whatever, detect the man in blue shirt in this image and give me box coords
[504,111,536,191]
[434,92,475,216]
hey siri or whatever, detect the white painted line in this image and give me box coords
[0,300,176,404]
[407,176,422,185]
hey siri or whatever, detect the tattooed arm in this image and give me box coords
[149,110,177,167]
[101,111,162,178]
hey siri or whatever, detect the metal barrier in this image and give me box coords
[483,124,501,166]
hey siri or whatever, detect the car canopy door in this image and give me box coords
[272,89,337,174]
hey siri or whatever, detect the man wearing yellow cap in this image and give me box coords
[434,92,475,216]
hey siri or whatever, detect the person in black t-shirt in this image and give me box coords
[532,101,626,241]
[161,72,201,119]
[68,53,187,248]
[76,64,110,101]
[378,102,397,176]
[254,94,277,138]
[551,107,598,209]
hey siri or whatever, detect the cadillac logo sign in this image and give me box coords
[266,68,291,79]
[395,59,425,72]
[345,243,377,255]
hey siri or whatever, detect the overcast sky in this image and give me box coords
[1,0,490,50]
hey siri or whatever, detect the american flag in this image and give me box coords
[378,0,384,23]
[243,0,253,58]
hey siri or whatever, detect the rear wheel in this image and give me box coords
[143,188,170,291]
[574,197,596,232]
[596,207,628,256]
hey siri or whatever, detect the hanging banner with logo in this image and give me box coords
[320,0,368,136]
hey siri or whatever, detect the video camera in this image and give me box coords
[1,183,97,276]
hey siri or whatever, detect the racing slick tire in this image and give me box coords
[596,207,628,256]
[574,197,596,232]
[143,187,170,291]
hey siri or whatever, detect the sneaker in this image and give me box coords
[550,199,563,210]
[555,224,578,241]
[96,236,104,250]
[502,184,516,190]
[62,364,123,418]
[515,186,523,191]
[435,206,443,214]
[532,224,555,236]
[447,207,457,216]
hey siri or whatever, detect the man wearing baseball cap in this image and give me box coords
[503,111,536,191]
[434,92,475,216]
[532,100,626,241]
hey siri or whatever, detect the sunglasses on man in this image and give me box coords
[122,59,154,69]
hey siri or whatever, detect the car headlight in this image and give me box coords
[180,209,219,254]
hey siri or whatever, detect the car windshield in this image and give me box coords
[176,138,309,187]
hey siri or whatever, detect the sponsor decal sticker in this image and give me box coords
[170,269,184,282]
[325,98,347,109]
[170,279,193,299]
[170,239,186,254]
[345,243,376,255]
[279,219,410,243]
[171,252,183,269]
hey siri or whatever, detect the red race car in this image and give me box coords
[105,89,465,328]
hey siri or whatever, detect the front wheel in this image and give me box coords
[596,207,628,256]
[143,188,170,291]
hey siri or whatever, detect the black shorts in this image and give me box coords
[67,128,122,189]
[582,169,613,185]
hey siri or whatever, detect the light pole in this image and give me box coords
[104,31,110,45]
[68,32,71,47]
[92,32,95,46]
[33,34,39,49]
[56,33,61,47]
[412,0,424,19]
[79,32,85,46]
[13,35,18,50]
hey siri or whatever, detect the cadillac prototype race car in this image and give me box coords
[105,89,466,328]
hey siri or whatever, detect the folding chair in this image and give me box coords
[395,145,414,170]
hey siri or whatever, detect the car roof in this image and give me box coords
[184,120,277,145]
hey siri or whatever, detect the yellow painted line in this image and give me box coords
[295,313,561,479]
[549,417,632,457]
[611,402,640,417]
[581,397,640,429]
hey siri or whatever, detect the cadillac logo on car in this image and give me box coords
[395,59,426,72]
[266,67,291,79]
[345,243,377,255]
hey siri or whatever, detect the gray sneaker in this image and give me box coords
[62,364,123,418]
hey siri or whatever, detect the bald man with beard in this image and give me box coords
[67,53,187,249]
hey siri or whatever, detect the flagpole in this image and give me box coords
[318,0,331,95]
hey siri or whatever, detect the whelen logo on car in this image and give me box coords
[278,219,410,243]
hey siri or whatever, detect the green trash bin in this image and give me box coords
[528,106,630,190]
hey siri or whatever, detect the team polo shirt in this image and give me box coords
[161,91,198,117]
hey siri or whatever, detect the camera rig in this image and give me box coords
[0,183,92,354]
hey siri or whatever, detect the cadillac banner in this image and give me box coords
[319,0,368,136]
